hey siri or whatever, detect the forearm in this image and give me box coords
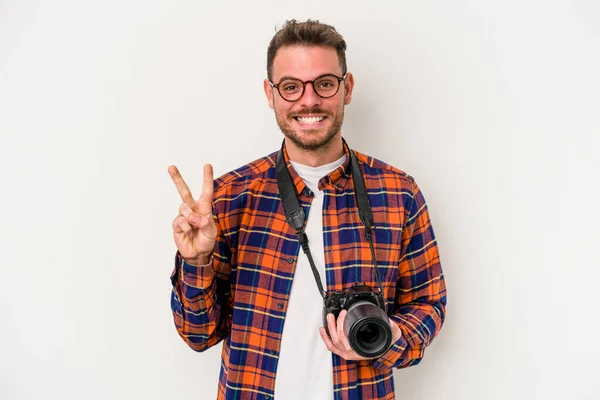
[373,178,447,369]
[375,297,446,369]
[170,251,232,351]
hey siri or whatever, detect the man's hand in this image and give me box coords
[319,310,403,361]
[168,164,217,266]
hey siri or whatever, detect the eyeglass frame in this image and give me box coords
[268,73,349,102]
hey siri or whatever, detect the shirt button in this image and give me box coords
[270,350,276,355]
[265,396,271,400]
[287,258,294,264]
[277,303,283,309]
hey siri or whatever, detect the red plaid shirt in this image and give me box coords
[170,142,447,399]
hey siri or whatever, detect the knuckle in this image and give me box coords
[179,203,190,215]
[177,218,191,232]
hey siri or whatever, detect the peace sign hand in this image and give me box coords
[168,164,217,266]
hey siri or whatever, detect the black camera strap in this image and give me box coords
[276,139,384,299]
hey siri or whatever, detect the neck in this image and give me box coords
[285,134,344,167]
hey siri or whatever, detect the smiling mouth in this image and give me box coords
[293,116,326,124]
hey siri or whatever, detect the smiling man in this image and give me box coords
[265,44,348,163]
[169,20,446,400]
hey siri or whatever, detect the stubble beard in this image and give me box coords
[275,107,345,152]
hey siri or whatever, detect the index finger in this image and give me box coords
[168,165,195,208]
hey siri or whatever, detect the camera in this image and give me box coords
[323,284,393,358]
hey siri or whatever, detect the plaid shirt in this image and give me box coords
[170,142,447,400]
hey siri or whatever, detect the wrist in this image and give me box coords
[184,253,211,266]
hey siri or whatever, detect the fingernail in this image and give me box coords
[189,214,199,224]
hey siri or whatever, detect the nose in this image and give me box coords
[298,82,322,108]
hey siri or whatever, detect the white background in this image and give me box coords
[1,1,599,399]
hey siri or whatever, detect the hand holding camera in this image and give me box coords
[318,284,403,360]
[319,310,402,361]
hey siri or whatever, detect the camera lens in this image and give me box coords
[344,301,393,358]
[357,324,380,344]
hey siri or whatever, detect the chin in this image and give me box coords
[286,130,337,151]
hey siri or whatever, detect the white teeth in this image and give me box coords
[296,116,325,124]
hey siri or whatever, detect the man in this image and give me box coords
[169,19,446,400]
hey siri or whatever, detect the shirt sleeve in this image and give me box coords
[372,178,447,370]
[169,214,233,352]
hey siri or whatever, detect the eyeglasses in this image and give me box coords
[268,73,348,102]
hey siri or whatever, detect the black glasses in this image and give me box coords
[268,73,347,102]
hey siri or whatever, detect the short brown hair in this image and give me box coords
[266,19,347,81]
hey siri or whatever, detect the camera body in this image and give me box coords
[323,284,393,358]
[323,284,386,322]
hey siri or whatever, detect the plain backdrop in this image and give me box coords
[1,1,599,399]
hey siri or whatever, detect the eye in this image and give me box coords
[280,80,302,93]
[316,77,337,91]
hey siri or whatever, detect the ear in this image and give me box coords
[343,73,354,105]
[264,79,275,109]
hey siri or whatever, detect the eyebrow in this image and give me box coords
[277,75,300,82]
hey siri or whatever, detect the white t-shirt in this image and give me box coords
[274,155,346,400]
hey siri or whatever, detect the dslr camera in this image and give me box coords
[323,284,393,358]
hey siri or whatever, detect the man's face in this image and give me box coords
[264,45,354,151]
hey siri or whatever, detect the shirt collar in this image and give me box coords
[281,138,353,196]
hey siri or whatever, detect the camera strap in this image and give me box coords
[276,139,384,299]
